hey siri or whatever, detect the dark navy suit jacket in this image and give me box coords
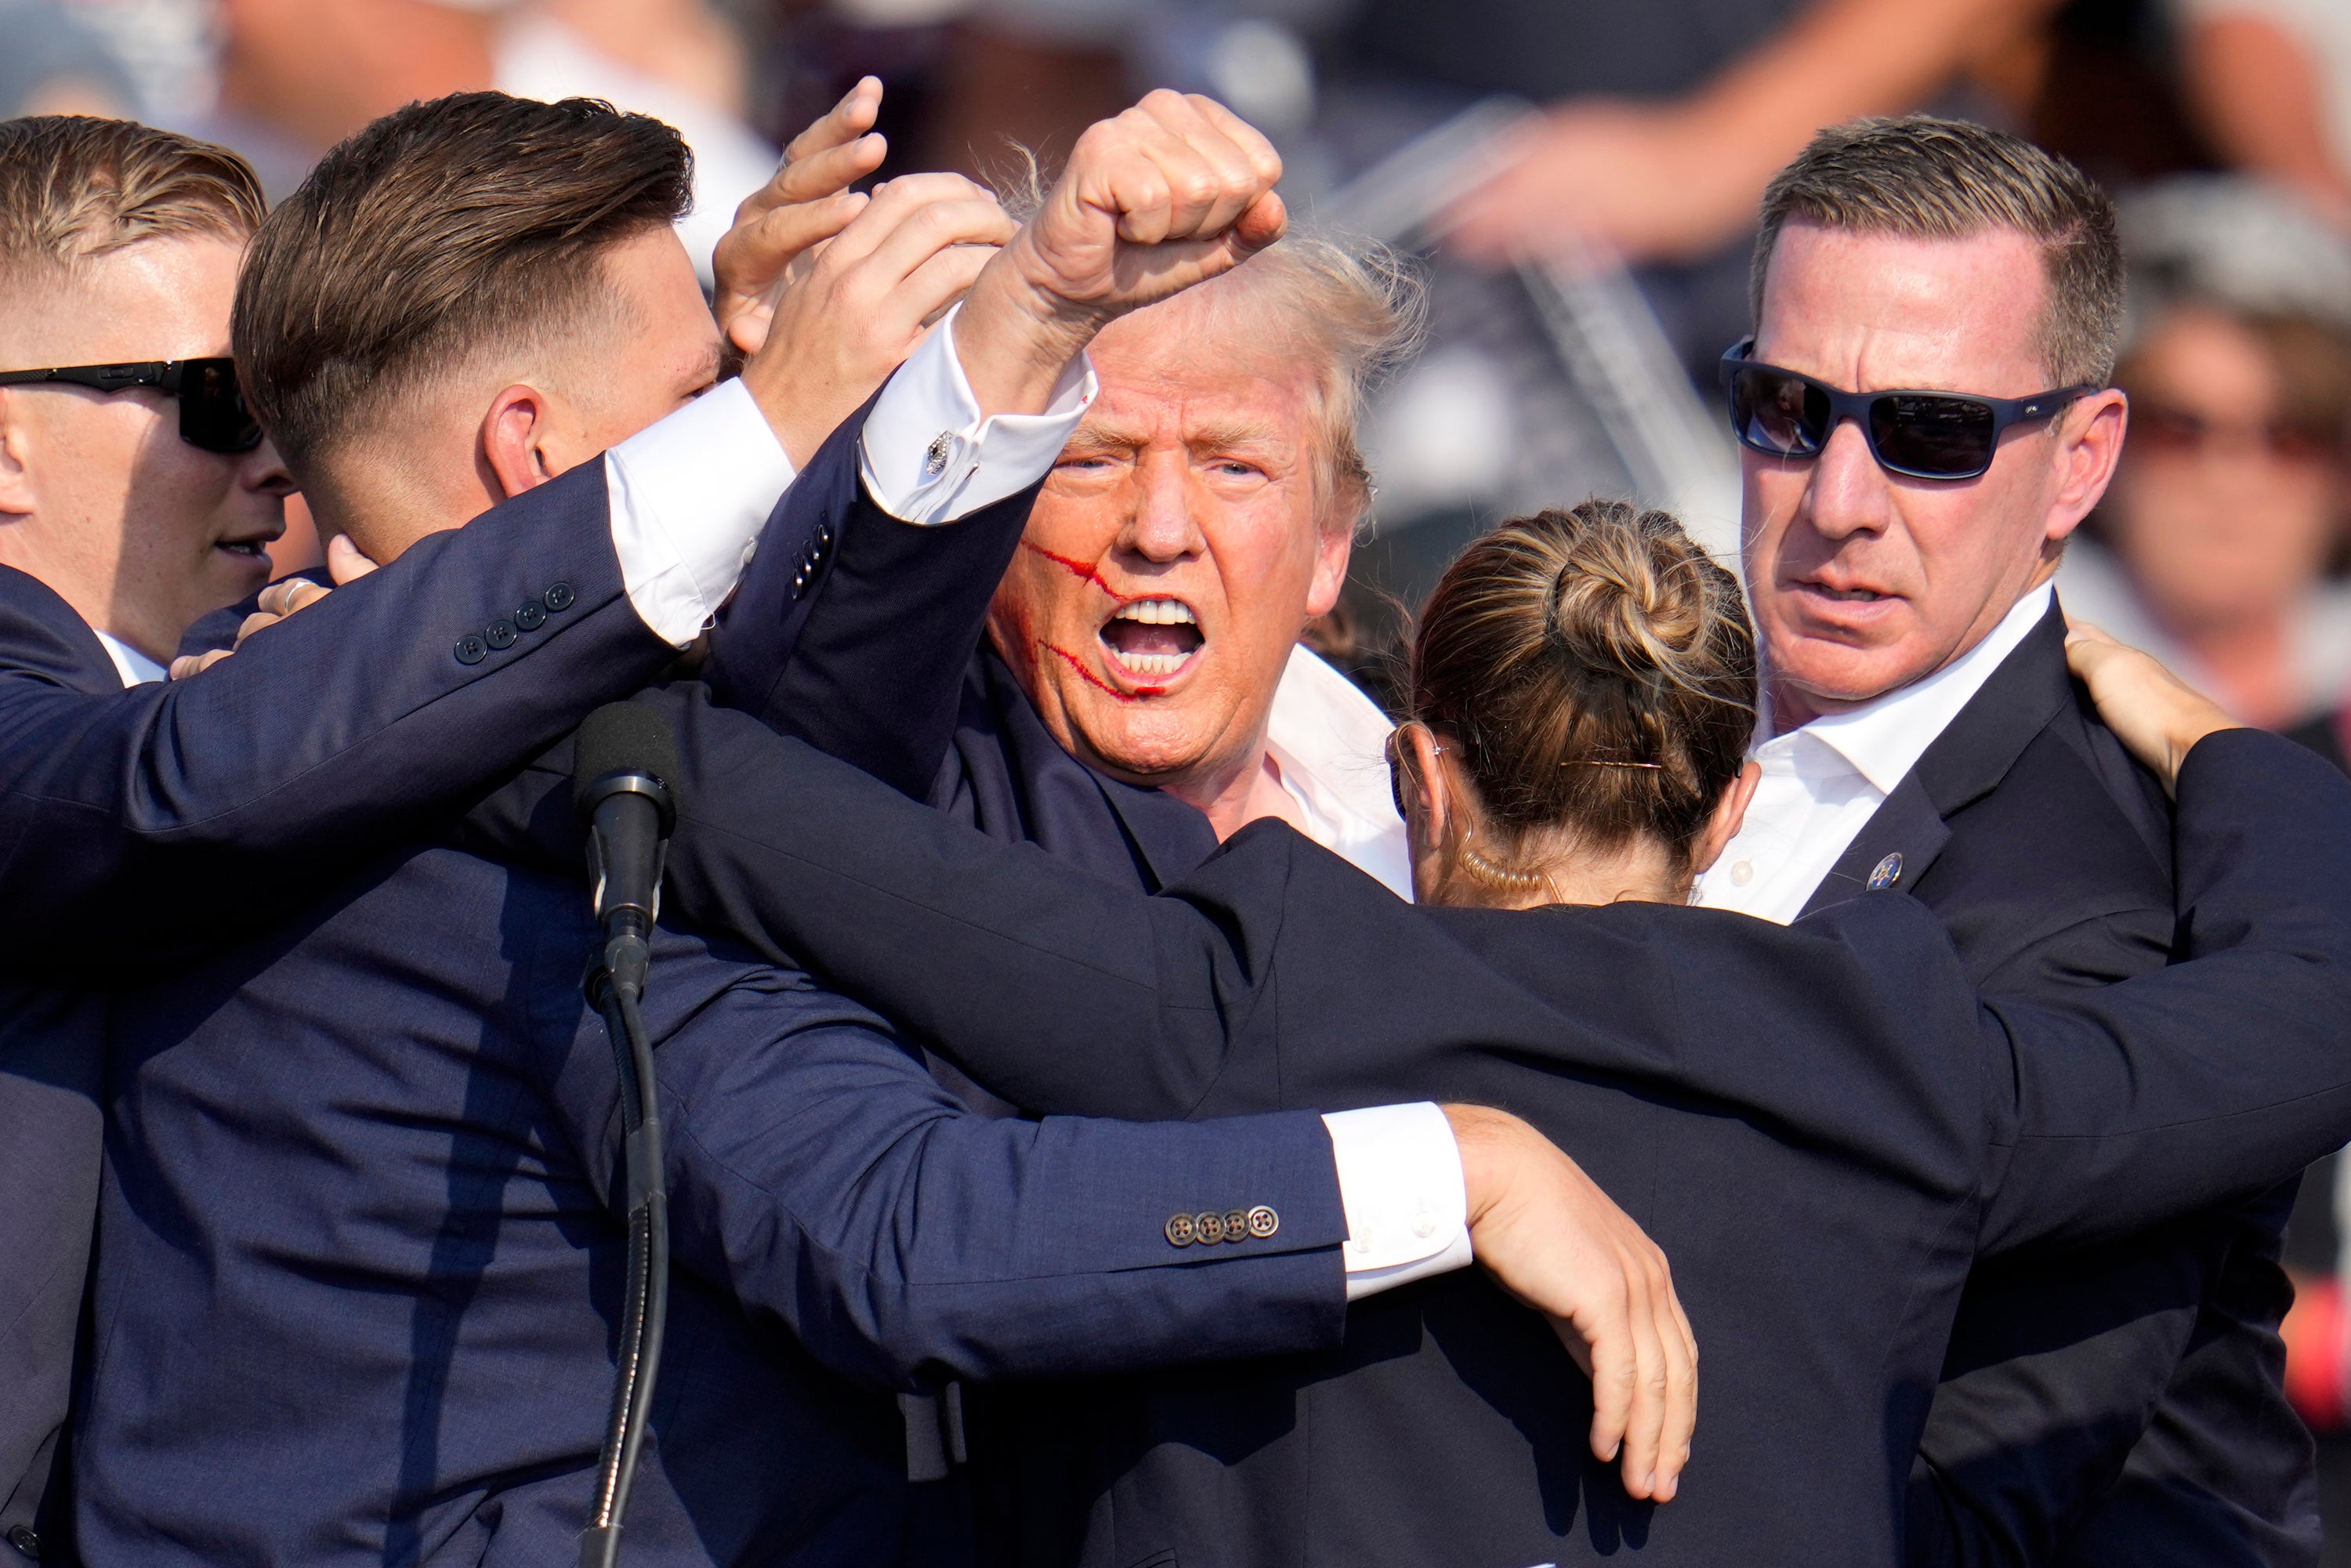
[1807,607,2313,1568]
[696,434,2320,1564]
[473,708,2351,1567]
[0,460,707,1563]
[79,841,1353,1567]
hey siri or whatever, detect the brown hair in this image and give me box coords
[1753,116,2125,387]
[234,92,693,474]
[1407,500,1756,879]
[0,116,263,281]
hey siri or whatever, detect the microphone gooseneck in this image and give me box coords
[571,701,681,1568]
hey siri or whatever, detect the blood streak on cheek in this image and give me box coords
[1023,541,1136,606]
[1041,641,1164,702]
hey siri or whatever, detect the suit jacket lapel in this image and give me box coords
[1795,602,2073,919]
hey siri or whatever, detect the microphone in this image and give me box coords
[571,702,680,1568]
[574,700,680,1000]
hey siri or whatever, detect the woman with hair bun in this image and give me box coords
[1389,499,1761,912]
[514,500,2351,1566]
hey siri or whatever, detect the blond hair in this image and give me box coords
[0,116,264,283]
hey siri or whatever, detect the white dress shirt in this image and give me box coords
[1266,644,1415,900]
[95,629,166,688]
[1695,583,2055,922]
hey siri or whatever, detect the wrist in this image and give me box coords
[955,249,1106,422]
[1442,1103,1513,1229]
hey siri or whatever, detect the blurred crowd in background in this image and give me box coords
[9,0,2351,1545]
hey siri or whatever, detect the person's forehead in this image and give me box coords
[0,231,241,364]
[1754,220,2052,396]
[1080,312,1320,444]
[2126,306,2277,409]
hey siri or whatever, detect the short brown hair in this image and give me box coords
[234,92,693,473]
[0,116,263,281]
[1752,116,2125,386]
[1406,500,1756,881]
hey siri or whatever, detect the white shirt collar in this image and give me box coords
[95,628,167,687]
[1263,644,1415,900]
[1761,581,2054,794]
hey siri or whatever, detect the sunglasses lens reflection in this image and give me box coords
[1730,367,1825,458]
[180,360,263,454]
[1871,394,1995,478]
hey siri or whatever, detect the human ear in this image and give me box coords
[1305,521,1353,619]
[479,384,563,502]
[1690,759,1762,875]
[0,389,35,514]
[2044,389,2129,545]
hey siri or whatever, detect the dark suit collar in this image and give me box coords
[1907,599,2074,820]
[0,562,126,696]
[980,647,1220,889]
[1797,598,2070,918]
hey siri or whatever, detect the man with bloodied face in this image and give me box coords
[709,216,1424,910]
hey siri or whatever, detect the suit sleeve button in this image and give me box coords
[7,1524,40,1557]
[1245,1205,1279,1239]
[1165,1213,1197,1247]
[1194,1210,1228,1244]
[484,618,517,650]
[1222,1209,1249,1244]
[513,600,546,632]
[542,581,577,613]
[453,634,488,665]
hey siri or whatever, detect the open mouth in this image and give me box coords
[214,538,271,563]
[1098,597,1204,679]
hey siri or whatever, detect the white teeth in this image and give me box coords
[1112,598,1196,626]
[1112,650,1191,676]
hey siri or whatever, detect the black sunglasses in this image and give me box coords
[0,358,263,454]
[1719,340,2096,481]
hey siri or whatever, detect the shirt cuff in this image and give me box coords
[1326,1103,1473,1302]
[605,378,798,648]
[857,302,1096,525]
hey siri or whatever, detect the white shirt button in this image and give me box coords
[1411,1214,1436,1240]
[1730,860,1755,886]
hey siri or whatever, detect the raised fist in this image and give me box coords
[955,90,1287,419]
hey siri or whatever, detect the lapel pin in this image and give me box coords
[1867,853,1904,891]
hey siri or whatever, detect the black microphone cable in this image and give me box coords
[571,701,681,1568]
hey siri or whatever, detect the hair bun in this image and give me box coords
[1544,503,1714,690]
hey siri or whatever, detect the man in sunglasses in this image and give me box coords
[1700,117,2300,1567]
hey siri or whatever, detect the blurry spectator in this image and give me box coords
[0,0,137,118]
[2056,177,2351,731]
[200,0,774,277]
[495,0,779,275]
[2175,0,2351,230]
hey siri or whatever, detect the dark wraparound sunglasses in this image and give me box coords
[1719,340,2097,481]
[0,358,262,454]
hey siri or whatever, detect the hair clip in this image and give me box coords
[1562,759,1665,770]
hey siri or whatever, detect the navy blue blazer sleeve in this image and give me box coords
[478,692,2351,1251]
[0,460,715,971]
[537,924,1349,1390]
[704,399,1044,800]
